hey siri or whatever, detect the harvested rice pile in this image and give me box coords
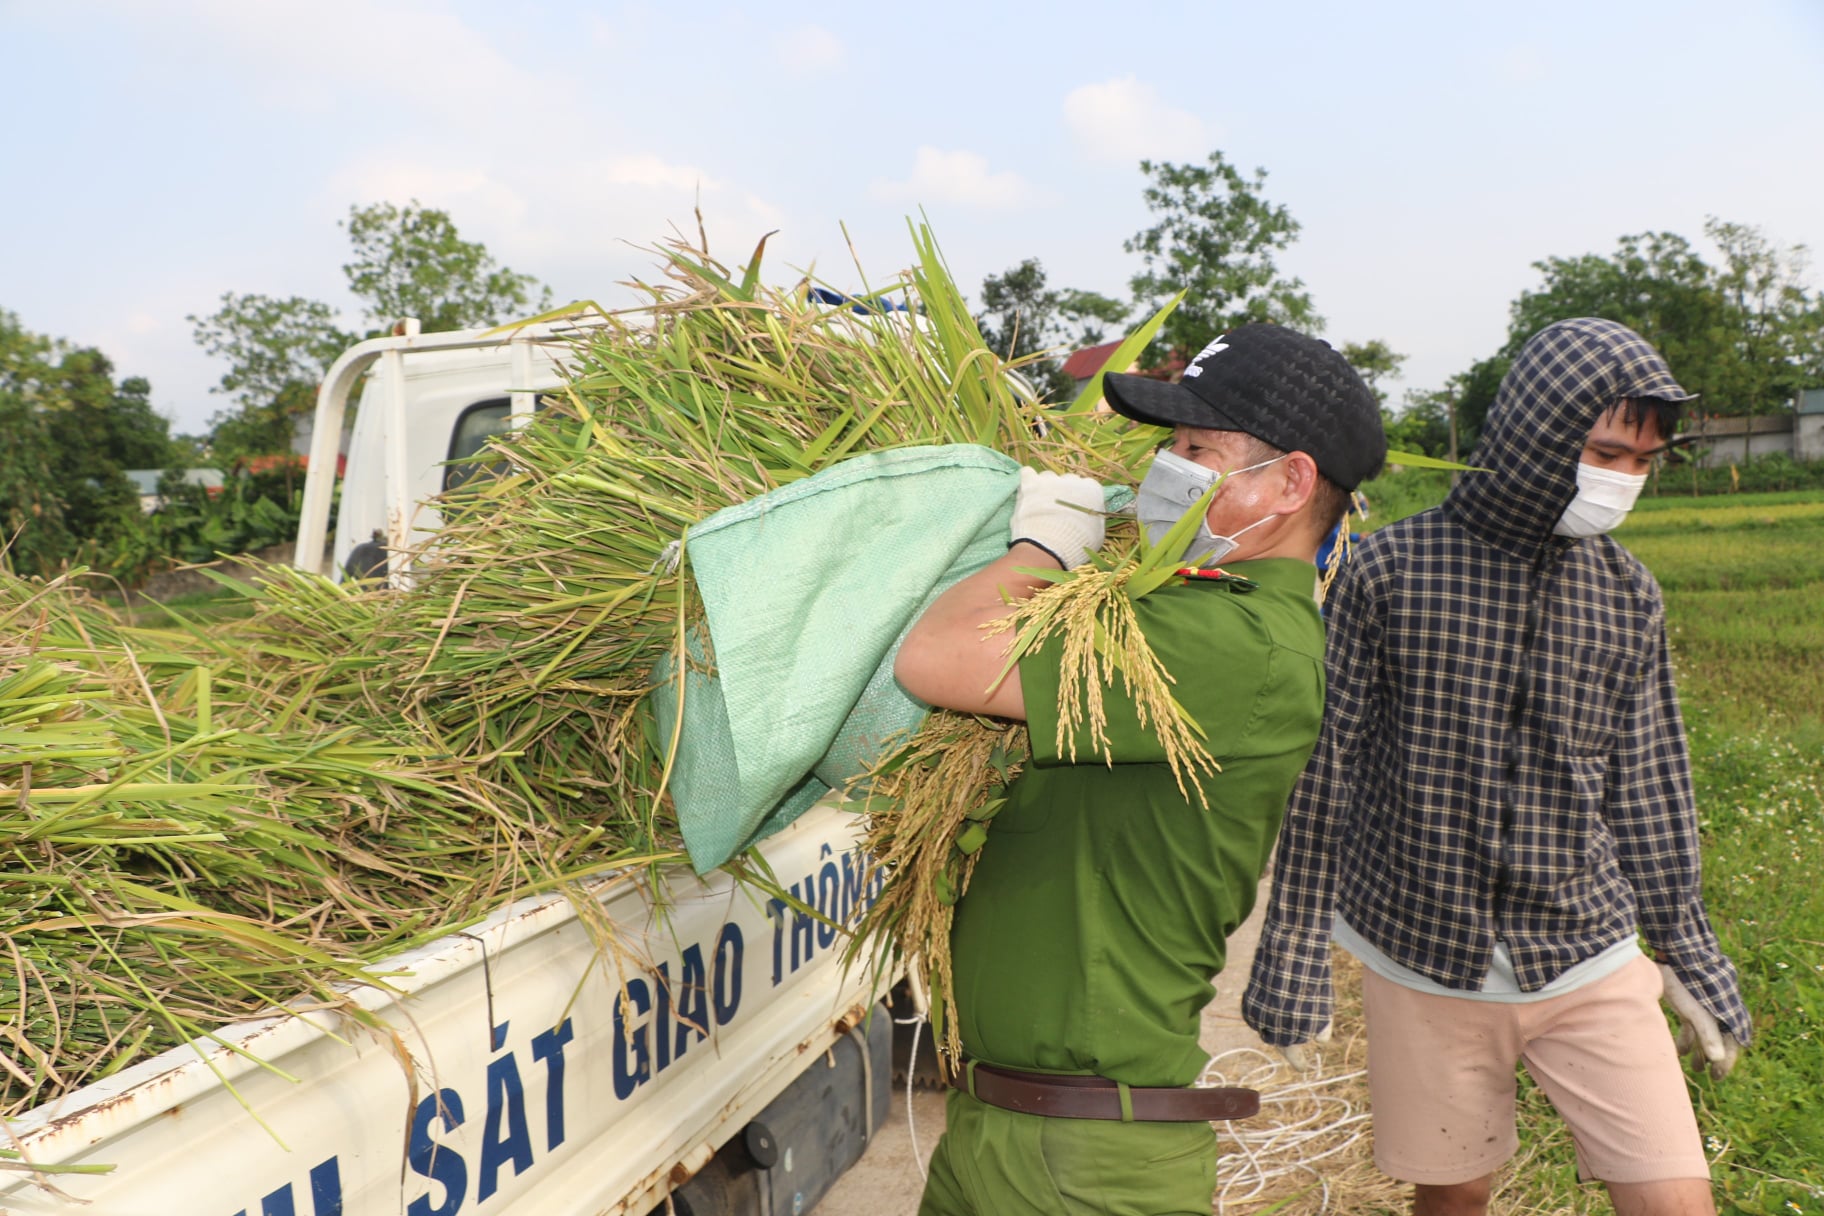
[2,225,1163,1117]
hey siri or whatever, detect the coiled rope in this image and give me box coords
[1200,1047,1372,1213]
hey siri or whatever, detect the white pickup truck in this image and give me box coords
[1,322,901,1216]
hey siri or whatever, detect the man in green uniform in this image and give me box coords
[893,325,1386,1214]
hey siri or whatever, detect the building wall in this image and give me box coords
[1693,415,1796,468]
[1799,413,1824,463]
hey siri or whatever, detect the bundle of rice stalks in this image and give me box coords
[1,569,526,1118]
[842,714,1028,1056]
[3,220,1163,1116]
[349,225,1158,835]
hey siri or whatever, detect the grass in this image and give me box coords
[1317,476,1824,1215]
[1354,467,1452,529]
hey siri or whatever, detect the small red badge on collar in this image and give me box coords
[1174,566,1259,590]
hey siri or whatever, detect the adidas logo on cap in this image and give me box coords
[1182,338,1230,378]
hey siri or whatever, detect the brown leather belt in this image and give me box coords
[950,1061,1259,1123]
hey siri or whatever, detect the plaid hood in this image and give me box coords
[1444,317,1692,555]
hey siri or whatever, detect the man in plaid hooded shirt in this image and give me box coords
[1244,318,1749,1215]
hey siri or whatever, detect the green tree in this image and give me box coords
[1341,340,1407,406]
[1498,221,1821,417]
[0,309,70,573]
[189,292,352,461]
[1,313,178,570]
[1445,355,1509,457]
[107,376,177,470]
[975,259,1127,401]
[1504,230,1730,404]
[190,293,351,417]
[1385,386,1454,459]
[341,200,552,335]
[1705,218,1823,413]
[1125,151,1320,362]
[41,347,145,542]
[193,203,553,458]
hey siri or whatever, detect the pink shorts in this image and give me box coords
[1360,954,1710,1186]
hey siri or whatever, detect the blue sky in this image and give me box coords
[4,0,1822,434]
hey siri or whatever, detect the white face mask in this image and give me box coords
[1135,448,1284,567]
[1553,463,1649,538]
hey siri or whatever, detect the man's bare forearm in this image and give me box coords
[892,542,1060,719]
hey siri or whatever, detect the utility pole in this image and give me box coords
[1446,388,1460,486]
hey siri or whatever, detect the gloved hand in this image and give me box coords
[1277,1021,1333,1073]
[1009,468,1105,570]
[1659,965,1742,1080]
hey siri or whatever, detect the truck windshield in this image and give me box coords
[444,397,516,492]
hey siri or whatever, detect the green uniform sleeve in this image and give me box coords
[1018,582,1280,769]
[1019,630,1172,768]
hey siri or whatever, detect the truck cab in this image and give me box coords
[295,318,575,583]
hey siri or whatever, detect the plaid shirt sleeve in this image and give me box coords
[1242,553,1385,1047]
[1603,603,1753,1044]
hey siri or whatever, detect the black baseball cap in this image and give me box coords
[1102,324,1387,490]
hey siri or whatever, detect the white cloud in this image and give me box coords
[98,0,546,124]
[1062,76,1209,164]
[870,147,1037,210]
[324,158,532,231]
[317,146,786,283]
[599,154,722,193]
[774,24,844,75]
[126,312,161,335]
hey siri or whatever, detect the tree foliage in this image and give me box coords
[342,200,552,335]
[42,348,147,542]
[1446,355,1510,454]
[192,201,552,459]
[1704,219,1824,413]
[1408,218,1824,459]
[975,259,1127,401]
[1125,151,1320,360]
[1384,386,1455,459]
[0,310,70,573]
[1501,220,1823,416]
[0,311,181,576]
[1341,339,1407,406]
[190,293,351,414]
[98,463,305,585]
[188,293,351,463]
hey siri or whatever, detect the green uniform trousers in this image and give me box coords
[917,1090,1219,1215]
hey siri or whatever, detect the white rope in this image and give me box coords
[897,961,934,1183]
[892,1010,931,1182]
[1200,1046,1371,1214]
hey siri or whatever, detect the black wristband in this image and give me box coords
[1008,538,1067,569]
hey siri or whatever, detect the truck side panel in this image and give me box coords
[2,805,884,1216]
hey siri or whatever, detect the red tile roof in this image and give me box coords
[1060,340,1123,380]
[1060,341,1187,383]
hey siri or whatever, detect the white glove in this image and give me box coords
[1009,468,1105,569]
[1659,965,1742,1080]
[1277,1021,1333,1073]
